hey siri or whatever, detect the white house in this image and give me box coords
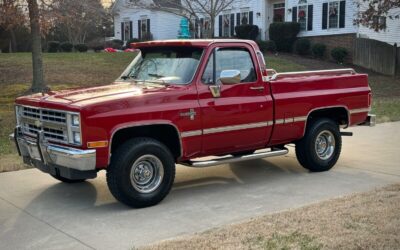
[112,0,399,48]
[112,0,182,41]
[357,6,400,46]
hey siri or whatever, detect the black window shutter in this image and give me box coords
[129,21,133,39]
[194,18,199,38]
[219,15,222,37]
[292,7,297,22]
[322,3,328,29]
[200,18,204,38]
[230,13,235,36]
[147,19,151,33]
[307,5,313,31]
[138,20,141,39]
[249,11,253,25]
[237,13,241,26]
[121,22,125,41]
[339,1,346,28]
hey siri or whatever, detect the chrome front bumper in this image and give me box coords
[10,127,96,172]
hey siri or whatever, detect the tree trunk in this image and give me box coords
[27,0,46,93]
[10,29,17,52]
[210,16,215,38]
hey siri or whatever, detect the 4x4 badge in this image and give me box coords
[180,109,196,120]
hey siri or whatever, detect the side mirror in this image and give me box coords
[219,70,241,85]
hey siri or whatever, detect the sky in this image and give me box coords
[101,0,114,7]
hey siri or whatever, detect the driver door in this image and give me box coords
[197,43,274,156]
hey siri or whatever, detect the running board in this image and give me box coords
[180,148,289,168]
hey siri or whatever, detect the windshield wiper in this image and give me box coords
[141,79,169,86]
[120,75,169,86]
[148,73,165,78]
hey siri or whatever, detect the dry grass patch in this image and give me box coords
[0,154,26,172]
[143,184,400,250]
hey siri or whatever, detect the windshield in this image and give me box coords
[120,46,204,85]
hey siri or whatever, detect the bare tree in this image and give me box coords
[133,0,237,38]
[0,0,27,52]
[52,0,106,44]
[354,0,400,31]
[27,0,46,93]
[0,0,51,92]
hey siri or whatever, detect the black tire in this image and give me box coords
[50,174,86,183]
[106,137,175,208]
[295,118,342,172]
[231,150,255,157]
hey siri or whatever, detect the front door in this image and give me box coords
[196,43,274,156]
[273,3,285,22]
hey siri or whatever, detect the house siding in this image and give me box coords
[286,0,358,37]
[213,0,267,39]
[358,7,400,47]
[113,2,181,41]
[113,0,398,49]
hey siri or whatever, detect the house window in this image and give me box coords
[222,13,231,37]
[328,1,339,28]
[141,17,148,35]
[139,16,150,40]
[293,0,312,31]
[123,21,131,41]
[273,3,285,22]
[373,15,386,27]
[200,17,211,38]
[323,1,345,29]
[240,10,249,25]
[298,4,308,30]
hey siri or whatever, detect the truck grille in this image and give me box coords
[23,106,67,123]
[18,106,74,144]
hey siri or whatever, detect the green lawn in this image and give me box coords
[0,52,135,170]
[0,52,398,172]
[266,55,306,72]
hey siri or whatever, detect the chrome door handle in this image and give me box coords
[250,86,265,91]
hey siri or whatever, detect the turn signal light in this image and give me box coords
[87,141,108,148]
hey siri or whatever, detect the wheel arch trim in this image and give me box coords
[301,105,351,137]
[108,121,183,165]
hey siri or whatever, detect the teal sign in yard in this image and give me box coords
[178,18,191,39]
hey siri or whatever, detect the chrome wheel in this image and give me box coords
[315,130,335,160]
[130,154,164,193]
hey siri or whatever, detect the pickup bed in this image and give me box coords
[11,39,375,207]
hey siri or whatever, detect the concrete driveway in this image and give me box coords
[1,122,399,250]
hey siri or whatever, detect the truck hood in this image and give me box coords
[16,82,169,108]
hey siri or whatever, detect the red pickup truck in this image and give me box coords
[11,39,375,208]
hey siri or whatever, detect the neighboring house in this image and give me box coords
[286,0,359,56]
[357,6,400,47]
[112,0,399,50]
[112,0,182,41]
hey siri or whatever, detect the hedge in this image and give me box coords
[269,22,300,52]
[235,25,259,41]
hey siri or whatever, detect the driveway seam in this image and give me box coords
[0,195,95,250]
[343,166,400,177]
